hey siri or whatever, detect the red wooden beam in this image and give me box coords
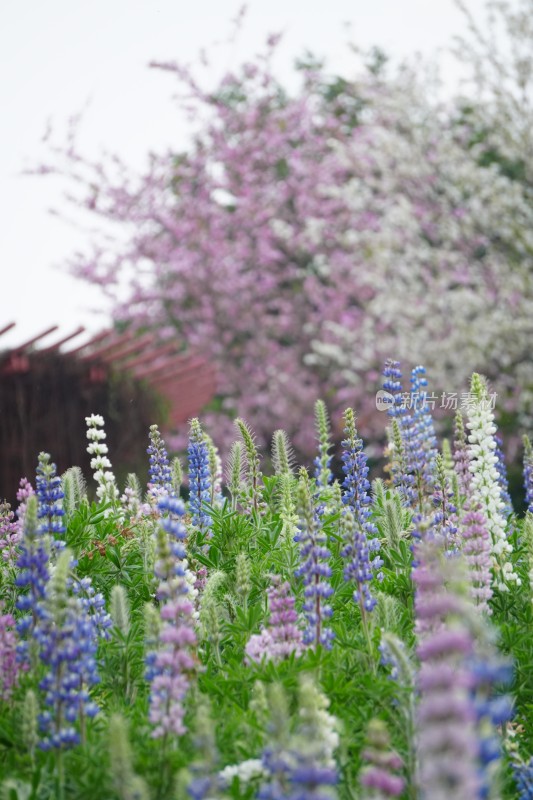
[13,325,58,352]
[39,326,86,353]
[100,332,156,365]
[78,330,137,362]
[65,328,112,356]
[118,340,177,372]
[0,322,16,338]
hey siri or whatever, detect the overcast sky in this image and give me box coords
[0,0,489,349]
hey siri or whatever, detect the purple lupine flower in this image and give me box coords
[360,720,405,798]
[340,408,383,613]
[16,477,34,534]
[245,578,305,664]
[294,470,334,649]
[460,509,493,614]
[0,607,19,702]
[494,434,513,517]
[35,452,65,550]
[35,549,100,749]
[188,418,212,531]
[16,495,49,664]
[147,520,197,738]
[413,538,482,799]
[523,435,533,513]
[147,424,174,503]
[0,501,20,566]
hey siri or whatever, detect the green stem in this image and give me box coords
[56,749,65,800]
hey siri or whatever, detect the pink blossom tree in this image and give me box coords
[43,6,533,460]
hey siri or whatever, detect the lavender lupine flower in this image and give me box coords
[340,408,382,613]
[85,414,120,512]
[35,549,100,749]
[413,539,482,799]
[0,501,20,566]
[359,719,405,799]
[35,453,65,550]
[523,435,533,513]
[16,477,34,534]
[294,469,334,649]
[465,374,519,589]
[0,607,19,702]
[147,518,197,738]
[188,418,212,532]
[16,495,49,664]
[147,424,173,503]
[460,509,493,614]
[245,578,304,664]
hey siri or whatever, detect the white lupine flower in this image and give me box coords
[219,759,266,786]
[85,414,105,427]
[85,414,121,516]
[466,375,520,590]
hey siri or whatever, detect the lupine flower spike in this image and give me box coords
[314,399,333,489]
[295,468,334,649]
[147,512,197,737]
[188,418,213,533]
[465,374,519,589]
[36,548,100,749]
[340,408,383,613]
[85,414,120,514]
[147,423,173,503]
[235,418,264,516]
[36,452,66,551]
[523,435,533,514]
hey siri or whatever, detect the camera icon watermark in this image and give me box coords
[375,390,395,412]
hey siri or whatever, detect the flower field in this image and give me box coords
[1,360,533,799]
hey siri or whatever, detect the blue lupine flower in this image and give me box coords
[494,434,513,516]
[524,436,533,513]
[147,424,174,502]
[513,756,533,799]
[409,365,437,490]
[188,419,212,531]
[35,550,100,749]
[15,495,49,663]
[382,359,407,421]
[295,471,334,649]
[158,495,188,551]
[340,408,382,612]
[35,452,65,550]
[71,576,113,640]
